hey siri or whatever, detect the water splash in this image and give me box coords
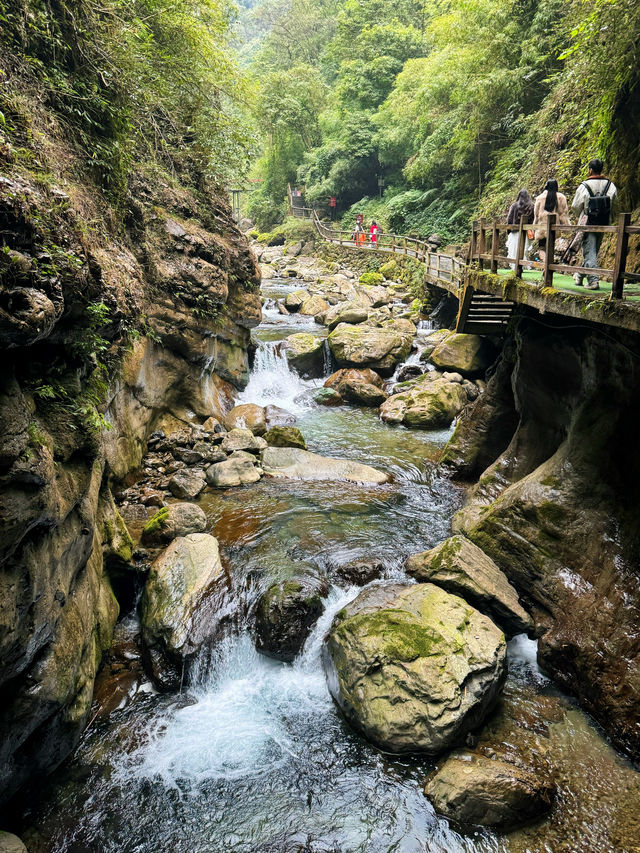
[237,341,320,412]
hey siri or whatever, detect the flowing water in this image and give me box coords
[17,278,640,852]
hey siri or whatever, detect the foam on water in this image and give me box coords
[237,341,320,413]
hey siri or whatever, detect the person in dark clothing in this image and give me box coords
[506,189,534,268]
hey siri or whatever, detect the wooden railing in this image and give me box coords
[470,214,640,298]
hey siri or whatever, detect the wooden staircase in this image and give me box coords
[456,284,515,335]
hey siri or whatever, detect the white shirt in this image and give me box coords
[571,177,618,219]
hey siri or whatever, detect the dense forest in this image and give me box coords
[243,0,640,240]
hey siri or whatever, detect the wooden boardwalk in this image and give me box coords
[287,191,640,335]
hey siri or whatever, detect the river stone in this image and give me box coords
[265,405,296,427]
[424,752,555,828]
[255,577,328,662]
[0,833,27,853]
[202,416,224,433]
[261,447,389,484]
[221,428,267,454]
[284,289,307,311]
[406,536,533,637]
[324,368,387,407]
[323,583,506,753]
[168,468,206,500]
[141,503,207,546]
[283,332,326,378]
[300,294,330,316]
[328,322,413,375]
[206,456,262,488]
[323,301,369,329]
[313,387,343,406]
[224,403,267,435]
[264,426,307,449]
[430,333,494,377]
[141,533,225,690]
[380,377,467,428]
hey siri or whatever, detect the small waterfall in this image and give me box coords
[200,337,220,413]
[237,341,316,413]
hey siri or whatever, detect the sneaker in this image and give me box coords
[573,274,583,287]
[584,281,600,290]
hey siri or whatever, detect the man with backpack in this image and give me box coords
[571,158,617,290]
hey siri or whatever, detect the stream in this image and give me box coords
[18,275,640,852]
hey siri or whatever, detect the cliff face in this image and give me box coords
[443,315,640,758]
[0,164,260,803]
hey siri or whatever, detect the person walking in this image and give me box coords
[533,179,571,267]
[369,220,379,247]
[352,219,365,247]
[570,158,618,290]
[506,189,534,269]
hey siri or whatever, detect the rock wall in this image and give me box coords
[0,170,260,804]
[442,313,640,758]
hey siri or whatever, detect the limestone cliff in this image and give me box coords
[442,314,640,758]
[0,158,260,802]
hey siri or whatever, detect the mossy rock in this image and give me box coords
[264,425,307,449]
[359,271,384,286]
[379,260,398,280]
[255,577,327,661]
[141,503,207,546]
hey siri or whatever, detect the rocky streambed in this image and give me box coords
[7,241,640,852]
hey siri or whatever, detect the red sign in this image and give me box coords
[329,196,336,207]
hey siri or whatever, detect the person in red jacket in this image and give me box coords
[369,220,379,247]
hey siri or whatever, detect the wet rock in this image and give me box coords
[406,536,533,637]
[313,387,343,406]
[322,301,369,329]
[284,289,307,311]
[141,503,207,546]
[264,426,307,450]
[380,376,467,428]
[261,447,390,484]
[0,832,27,853]
[283,332,326,378]
[141,533,226,690]
[205,456,262,488]
[168,468,206,500]
[396,364,424,383]
[220,428,267,454]
[462,379,480,401]
[323,583,506,753]
[255,577,328,662]
[324,368,387,407]
[332,559,384,586]
[224,403,267,435]
[424,752,555,829]
[328,321,413,375]
[430,332,495,377]
[265,405,296,427]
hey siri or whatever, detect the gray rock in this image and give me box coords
[424,752,555,828]
[205,456,262,488]
[221,428,267,455]
[168,468,206,500]
[0,833,27,853]
[141,503,207,546]
[261,447,390,484]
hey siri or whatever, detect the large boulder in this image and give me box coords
[261,446,389,485]
[322,301,369,329]
[263,425,307,449]
[406,536,533,637]
[283,332,326,378]
[430,332,494,377]
[300,294,330,316]
[167,468,206,500]
[424,752,555,829]
[255,577,327,662]
[328,321,413,375]
[141,503,207,546]
[221,428,267,454]
[0,833,27,853]
[141,533,226,690]
[205,456,262,488]
[324,368,387,407]
[224,403,267,435]
[323,583,506,754]
[380,376,467,428]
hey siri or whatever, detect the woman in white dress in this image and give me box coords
[506,189,534,269]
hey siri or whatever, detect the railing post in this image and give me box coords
[469,220,478,265]
[490,221,499,274]
[611,212,630,299]
[515,216,525,278]
[478,218,486,270]
[392,235,395,252]
[543,213,556,287]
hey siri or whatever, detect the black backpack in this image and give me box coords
[583,179,612,225]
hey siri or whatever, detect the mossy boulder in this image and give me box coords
[406,535,533,637]
[379,260,398,280]
[323,583,506,754]
[430,332,495,377]
[328,321,413,375]
[359,271,384,286]
[424,752,555,829]
[141,503,207,547]
[283,332,326,378]
[264,425,307,449]
[224,403,267,436]
[324,368,387,407]
[380,376,467,428]
[141,533,225,690]
[313,387,343,406]
[255,577,328,662]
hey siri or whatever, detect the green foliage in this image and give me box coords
[359,271,384,285]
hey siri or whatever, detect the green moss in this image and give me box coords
[359,271,384,286]
[379,260,398,280]
[143,507,170,538]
